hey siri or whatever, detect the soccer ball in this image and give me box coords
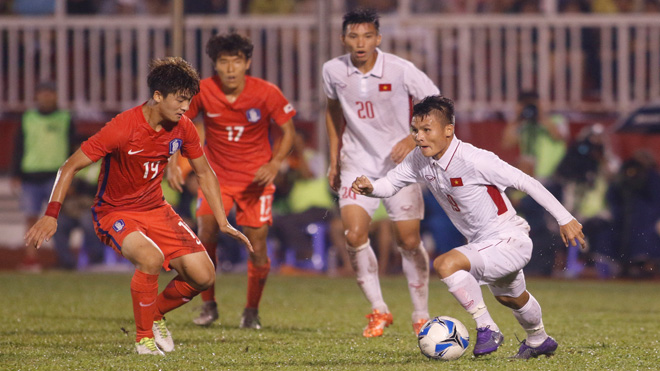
[417,316,470,360]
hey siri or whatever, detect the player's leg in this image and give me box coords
[241,223,269,329]
[120,231,166,355]
[342,204,393,337]
[434,247,502,356]
[191,189,225,326]
[386,183,429,334]
[492,277,557,359]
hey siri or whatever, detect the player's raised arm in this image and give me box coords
[24,149,93,249]
[253,119,295,186]
[188,154,253,252]
[325,98,344,191]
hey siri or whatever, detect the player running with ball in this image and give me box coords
[352,96,585,358]
[25,57,251,355]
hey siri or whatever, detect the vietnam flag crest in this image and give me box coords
[450,177,463,187]
[379,83,392,92]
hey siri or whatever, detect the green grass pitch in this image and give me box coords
[1,272,658,370]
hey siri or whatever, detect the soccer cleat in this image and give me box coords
[412,318,429,336]
[473,326,504,356]
[135,337,165,356]
[362,309,393,337]
[193,301,219,326]
[240,308,262,329]
[513,336,558,359]
[152,318,174,352]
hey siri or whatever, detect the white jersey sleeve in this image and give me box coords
[322,62,338,100]
[371,148,422,198]
[402,61,440,102]
[472,150,574,225]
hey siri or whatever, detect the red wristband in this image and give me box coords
[45,202,62,219]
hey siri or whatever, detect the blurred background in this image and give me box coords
[1,0,659,279]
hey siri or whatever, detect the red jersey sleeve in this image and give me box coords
[80,114,128,162]
[185,94,202,120]
[179,117,204,160]
[264,84,296,126]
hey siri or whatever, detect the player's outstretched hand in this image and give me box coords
[352,175,374,195]
[219,223,254,253]
[166,162,184,193]
[559,219,587,250]
[24,216,57,250]
[390,136,415,164]
[253,162,279,186]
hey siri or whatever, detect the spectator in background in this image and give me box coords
[67,0,97,14]
[11,0,54,14]
[11,82,75,271]
[502,91,568,183]
[554,124,620,278]
[271,130,350,275]
[52,161,107,270]
[607,151,660,278]
[185,0,227,14]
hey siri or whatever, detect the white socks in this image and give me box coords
[398,244,430,322]
[347,240,388,313]
[512,293,547,346]
[441,270,498,331]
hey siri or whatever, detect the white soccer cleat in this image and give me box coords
[152,318,175,352]
[135,337,165,356]
[193,301,219,326]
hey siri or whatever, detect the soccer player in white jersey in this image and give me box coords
[352,96,586,358]
[322,8,440,338]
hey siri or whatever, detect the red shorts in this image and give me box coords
[94,204,205,271]
[196,184,275,228]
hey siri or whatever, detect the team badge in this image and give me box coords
[169,139,182,155]
[450,178,464,187]
[113,219,125,232]
[379,83,392,92]
[246,108,261,123]
[283,104,294,114]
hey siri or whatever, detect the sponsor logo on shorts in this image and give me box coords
[246,108,261,123]
[169,139,183,155]
[401,205,413,211]
[113,219,125,232]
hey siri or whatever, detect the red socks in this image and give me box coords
[154,275,200,321]
[130,270,159,342]
[246,259,270,309]
[200,242,216,303]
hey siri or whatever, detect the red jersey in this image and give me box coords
[81,104,204,220]
[186,75,296,188]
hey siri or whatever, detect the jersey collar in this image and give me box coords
[346,48,384,78]
[431,136,461,171]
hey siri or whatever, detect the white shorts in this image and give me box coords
[339,171,424,221]
[456,233,533,298]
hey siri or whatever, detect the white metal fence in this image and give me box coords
[1,14,659,119]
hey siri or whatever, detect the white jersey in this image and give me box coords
[322,49,440,178]
[371,137,574,243]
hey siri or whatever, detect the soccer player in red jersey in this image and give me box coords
[25,57,251,355]
[167,33,296,328]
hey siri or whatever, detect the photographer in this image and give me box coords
[502,91,568,182]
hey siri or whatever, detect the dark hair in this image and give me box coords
[205,33,254,62]
[342,8,379,34]
[412,95,455,126]
[147,57,200,98]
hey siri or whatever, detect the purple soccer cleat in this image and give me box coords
[513,336,558,359]
[473,327,504,356]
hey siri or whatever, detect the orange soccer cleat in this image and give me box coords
[412,318,429,336]
[363,309,393,337]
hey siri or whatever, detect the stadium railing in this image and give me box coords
[0,14,659,118]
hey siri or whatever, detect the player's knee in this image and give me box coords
[345,229,368,248]
[433,254,461,278]
[495,291,528,310]
[397,234,421,251]
[196,271,216,291]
